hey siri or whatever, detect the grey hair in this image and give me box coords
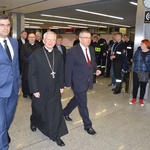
[79,30,91,37]
[35,31,42,36]
[43,31,56,40]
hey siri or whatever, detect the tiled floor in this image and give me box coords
[9,77,150,150]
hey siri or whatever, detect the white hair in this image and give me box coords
[43,31,56,40]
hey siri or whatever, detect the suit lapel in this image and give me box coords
[89,47,93,63]
[0,42,12,62]
[8,37,16,62]
[78,44,88,66]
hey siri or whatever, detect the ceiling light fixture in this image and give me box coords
[40,14,130,27]
[75,9,123,20]
[68,25,87,28]
[130,2,137,6]
[25,18,107,28]
[25,21,44,24]
[25,25,41,29]
[52,26,72,29]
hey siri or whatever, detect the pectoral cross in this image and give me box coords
[51,71,56,78]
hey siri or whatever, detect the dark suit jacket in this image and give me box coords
[65,44,97,92]
[54,45,66,63]
[18,38,28,56]
[20,43,41,80]
[0,37,20,97]
[17,38,28,73]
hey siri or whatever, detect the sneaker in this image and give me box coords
[108,83,115,86]
[129,98,136,104]
[139,99,144,106]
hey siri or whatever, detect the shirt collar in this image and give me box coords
[79,43,89,51]
[44,46,53,52]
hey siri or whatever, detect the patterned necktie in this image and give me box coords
[4,39,12,60]
[85,48,91,66]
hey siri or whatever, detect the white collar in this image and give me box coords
[44,46,53,52]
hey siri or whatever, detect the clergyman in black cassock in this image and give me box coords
[28,31,68,146]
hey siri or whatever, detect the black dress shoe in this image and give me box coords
[8,133,11,143]
[53,138,65,146]
[23,94,27,98]
[64,115,72,121]
[84,127,96,135]
[113,90,121,94]
[30,124,36,132]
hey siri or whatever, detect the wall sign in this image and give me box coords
[144,11,150,23]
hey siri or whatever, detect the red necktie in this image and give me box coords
[85,48,91,66]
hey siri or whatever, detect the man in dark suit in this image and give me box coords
[20,33,41,98]
[54,34,66,63]
[63,30,101,135]
[35,31,44,47]
[18,30,28,74]
[0,14,20,150]
[73,34,79,46]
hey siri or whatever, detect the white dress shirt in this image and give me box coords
[79,43,91,62]
[0,37,14,59]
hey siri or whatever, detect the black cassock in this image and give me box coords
[28,47,68,140]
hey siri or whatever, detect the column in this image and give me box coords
[11,13,25,39]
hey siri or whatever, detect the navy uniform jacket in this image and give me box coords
[65,44,97,92]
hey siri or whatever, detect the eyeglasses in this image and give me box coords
[0,24,11,28]
[80,36,91,40]
[28,37,35,38]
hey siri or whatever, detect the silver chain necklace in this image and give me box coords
[43,47,56,79]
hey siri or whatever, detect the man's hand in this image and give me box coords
[33,92,40,98]
[60,88,64,93]
[110,55,116,60]
[103,53,106,56]
[96,70,101,76]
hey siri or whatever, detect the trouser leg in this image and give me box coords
[0,89,18,150]
[74,91,92,129]
[139,82,147,99]
[63,96,77,116]
[132,72,140,98]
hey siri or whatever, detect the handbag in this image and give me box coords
[137,52,150,82]
[137,72,149,82]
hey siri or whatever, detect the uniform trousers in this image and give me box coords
[0,88,18,150]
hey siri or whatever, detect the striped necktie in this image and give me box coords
[85,48,91,66]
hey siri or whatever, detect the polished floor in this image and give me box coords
[9,77,150,150]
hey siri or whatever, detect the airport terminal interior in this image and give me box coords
[9,77,150,150]
[1,0,150,150]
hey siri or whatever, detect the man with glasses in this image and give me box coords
[63,30,101,135]
[0,14,20,150]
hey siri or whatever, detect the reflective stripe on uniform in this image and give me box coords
[116,79,122,82]
[116,51,121,54]
[95,47,101,52]
[101,66,106,68]
[127,46,132,49]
